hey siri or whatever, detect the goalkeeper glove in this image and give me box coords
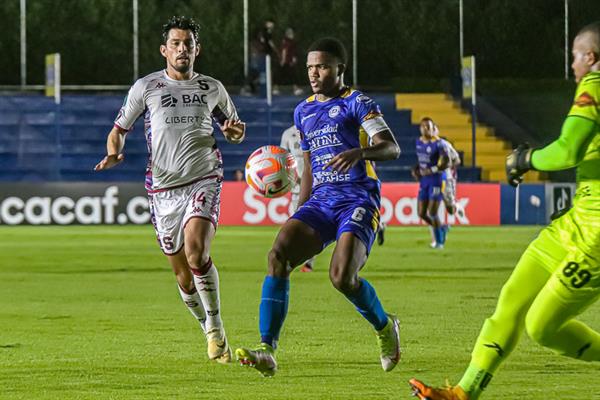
[505,143,534,187]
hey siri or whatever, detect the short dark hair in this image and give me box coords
[307,37,347,64]
[162,16,200,44]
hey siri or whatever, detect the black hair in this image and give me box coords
[162,16,200,44]
[307,37,347,64]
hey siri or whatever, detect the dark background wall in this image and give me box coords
[2,0,600,87]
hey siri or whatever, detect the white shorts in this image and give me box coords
[148,176,222,255]
[442,173,457,206]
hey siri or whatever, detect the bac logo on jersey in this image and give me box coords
[161,94,178,107]
[182,94,208,106]
[161,93,208,108]
[155,82,167,89]
[574,91,597,108]
[328,106,341,118]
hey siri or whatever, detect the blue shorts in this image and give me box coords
[291,184,380,254]
[418,174,443,201]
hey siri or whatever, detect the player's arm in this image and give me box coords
[325,129,400,173]
[421,152,449,176]
[531,116,596,169]
[94,126,127,170]
[362,130,401,160]
[96,79,145,171]
[411,163,421,181]
[505,116,596,185]
[220,119,246,144]
[453,152,462,167]
[297,151,313,207]
[214,81,246,144]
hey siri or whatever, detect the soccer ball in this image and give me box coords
[245,145,298,198]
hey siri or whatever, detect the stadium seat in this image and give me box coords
[0,93,485,183]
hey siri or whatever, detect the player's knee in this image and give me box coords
[268,247,289,277]
[525,312,555,347]
[186,247,210,274]
[427,211,439,222]
[329,266,358,294]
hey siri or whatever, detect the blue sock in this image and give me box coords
[259,276,289,348]
[345,279,388,331]
[433,227,443,245]
[442,225,449,242]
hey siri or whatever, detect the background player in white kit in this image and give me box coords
[280,125,316,272]
[94,16,245,364]
[434,126,465,219]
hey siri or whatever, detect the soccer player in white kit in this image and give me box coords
[94,16,245,364]
[435,127,464,218]
[279,125,316,272]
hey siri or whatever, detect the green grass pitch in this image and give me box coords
[1,225,598,399]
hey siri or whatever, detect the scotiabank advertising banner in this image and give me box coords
[221,182,500,226]
[0,182,499,226]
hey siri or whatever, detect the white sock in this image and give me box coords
[177,285,207,334]
[193,260,223,334]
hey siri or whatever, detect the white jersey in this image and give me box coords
[439,138,461,170]
[115,70,239,191]
[280,125,304,195]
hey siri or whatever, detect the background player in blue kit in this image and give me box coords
[413,117,449,249]
[236,37,401,377]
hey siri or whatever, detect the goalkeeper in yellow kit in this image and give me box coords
[410,21,600,400]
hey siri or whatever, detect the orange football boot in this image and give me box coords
[409,378,469,400]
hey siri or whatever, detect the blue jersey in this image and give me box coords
[416,137,444,201]
[415,137,445,171]
[294,88,383,193]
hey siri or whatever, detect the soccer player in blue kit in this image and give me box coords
[235,37,402,377]
[414,117,449,249]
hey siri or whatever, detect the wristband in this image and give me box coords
[430,166,439,173]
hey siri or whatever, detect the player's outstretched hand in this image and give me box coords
[324,148,363,173]
[410,164,421,181]
[221,119,246,144]
[505,143,533,187]
[94,154,124,171]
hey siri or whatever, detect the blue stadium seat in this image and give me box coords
[0,93,480,183]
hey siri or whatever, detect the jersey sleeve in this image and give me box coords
[567,75,600,124]
[532,75,600,171]
[211,80,239,125]
[114,79,145,131]
[352,93,390,138]
[531,115,597,170]
[441,139,460,163]
[294,104,310,152]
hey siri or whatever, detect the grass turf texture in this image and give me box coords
[1,225,598,399]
